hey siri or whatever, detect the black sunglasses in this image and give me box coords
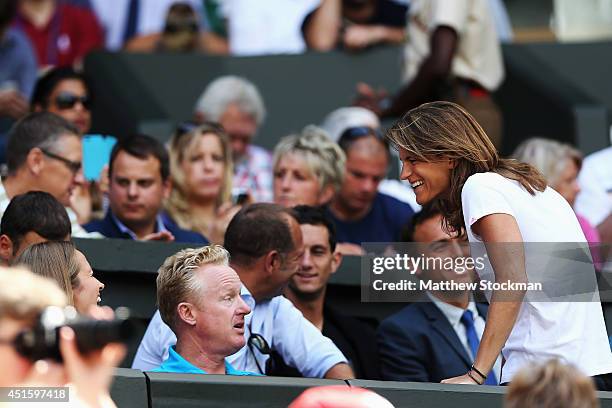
[40,148,82,175]
[165,22,199,34]
[53,92,92,110]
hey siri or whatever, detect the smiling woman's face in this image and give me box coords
[72,250,104,314]
[399,148,454,205]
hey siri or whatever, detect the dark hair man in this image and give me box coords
[283,205,380,379]
[84,134,207,244]
[0,191,71,265]
[133,203,354,379]
[31,67,92,135]
[377,203,500,384]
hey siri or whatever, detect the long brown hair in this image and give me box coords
[14,241,80,306]
[386,101,546,234]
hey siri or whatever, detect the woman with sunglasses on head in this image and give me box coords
[164,122,239,244]
[385,101,612,389]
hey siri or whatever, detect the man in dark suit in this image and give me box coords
[84,134,207,244]
[377,204,500,383]
[283,205,380,379]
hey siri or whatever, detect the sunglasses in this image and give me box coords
[40,148,82,175]
[53,92,92,110]
[164,22,199,34]
[174,121,226,139]
[338,126,382,141]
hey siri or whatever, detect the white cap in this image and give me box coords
[320,107,381,142]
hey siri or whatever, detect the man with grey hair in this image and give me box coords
[0,112,94,237]
[193,75,272,202]
[152,245,256,375]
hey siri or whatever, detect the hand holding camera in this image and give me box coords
[17,306,131,408]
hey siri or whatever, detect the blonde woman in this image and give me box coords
[165,122,240,244]
[273,125,346,208]
[386,101,612,388]
[513,138,600,244]
[15,241,104,314]
[505,359,599,408]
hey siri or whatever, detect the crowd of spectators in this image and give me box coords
[0,0,611,407]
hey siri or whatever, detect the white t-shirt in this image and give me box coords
[90,0,203,50]
[403,0,504,91]
[222,0,319,56]
[575,146,612,227]
[461,172,612,383]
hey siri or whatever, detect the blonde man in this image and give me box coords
[273,125,346,208]
[153,245,255,375]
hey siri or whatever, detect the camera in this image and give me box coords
[13,306,137,362]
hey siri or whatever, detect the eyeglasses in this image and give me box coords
[247,332,271,374]
[40,148,82,175]
[53,92,92,110]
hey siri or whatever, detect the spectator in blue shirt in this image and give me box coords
[152,245,256,375]
[84,134,208,244]
[132,203,354,379]
[325,127,414,255]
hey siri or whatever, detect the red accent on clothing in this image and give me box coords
[468,87,489,98]
[14,3,103,67]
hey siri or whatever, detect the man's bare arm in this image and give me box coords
[303,0,342,51]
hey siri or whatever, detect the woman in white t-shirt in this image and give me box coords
[385,101,612,388]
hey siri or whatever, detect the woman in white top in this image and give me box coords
[385,101,612,388]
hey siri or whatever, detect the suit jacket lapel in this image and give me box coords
[421,303,472,366]
[475,303,488,320]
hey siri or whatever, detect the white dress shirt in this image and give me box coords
[428,293,502,381]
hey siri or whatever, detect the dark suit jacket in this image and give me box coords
[377,301,488,382]
[83,211,208,244]
[323,304,380,380]
[268,302,380,380]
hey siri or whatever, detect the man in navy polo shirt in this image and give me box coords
[84,134,207,244]
[326,127,413,254]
